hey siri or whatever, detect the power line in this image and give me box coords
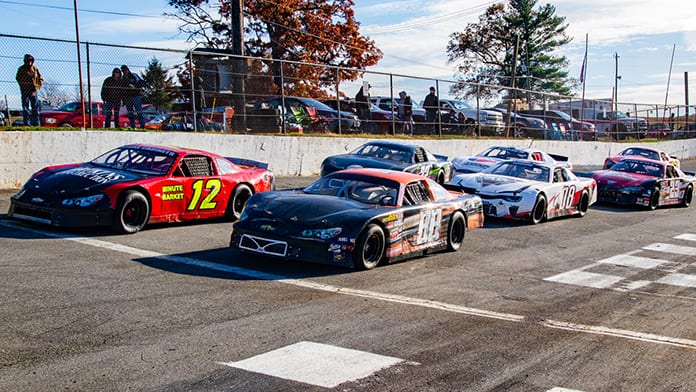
[0,0,161,18]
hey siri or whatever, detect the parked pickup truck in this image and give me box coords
[438,98,505,136]
[588,110,648,140]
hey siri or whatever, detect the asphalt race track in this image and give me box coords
[1,165,695,391]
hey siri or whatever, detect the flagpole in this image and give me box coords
[580,33,588,124]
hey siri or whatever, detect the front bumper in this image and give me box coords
[230,228,356,268]
[9,199,114,228]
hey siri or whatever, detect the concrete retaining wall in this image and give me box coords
[1,130,696,189]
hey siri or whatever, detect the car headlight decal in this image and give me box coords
[301,227,343,240]
[61,194,105,207]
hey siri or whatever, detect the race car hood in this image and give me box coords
[451,156,500,173]
[452,173,535,194]
[25,163,146,195]
[245,191,383,225]
[592,170,654,188]
[323,155,407,171]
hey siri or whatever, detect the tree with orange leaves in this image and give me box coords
[167,0,382,98]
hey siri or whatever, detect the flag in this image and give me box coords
[579,54,587,83]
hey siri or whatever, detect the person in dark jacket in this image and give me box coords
[15,54,44,126]
[100,67,125,128]
[120,64,145,129]
[355,84,372,132]
[423,86,439,135]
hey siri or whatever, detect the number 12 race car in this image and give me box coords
[230,168,484,270]
[9,144,274,233]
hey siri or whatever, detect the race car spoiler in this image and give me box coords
[226,157,269,169]
[548,153,568,162]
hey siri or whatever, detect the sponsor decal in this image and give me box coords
[260,224,276,231]
[65,167,125,184]
[162,184,185,201]
[328,243,341,253]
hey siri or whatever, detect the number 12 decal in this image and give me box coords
[417,209,442,244]
[187,179,222,210]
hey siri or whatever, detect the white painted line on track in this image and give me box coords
[642,242,696,256]
[218,341,409,388]
[656,273,696,288]
[3,221,696,350]
[543,270,623,289]
[597,254,669,269]
[674,233,696,242]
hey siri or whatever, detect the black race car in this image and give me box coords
[230,168,484,270]
[320,141,452,184]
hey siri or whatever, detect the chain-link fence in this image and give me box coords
[2,33,695,139]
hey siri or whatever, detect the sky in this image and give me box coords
[1,0,695,115]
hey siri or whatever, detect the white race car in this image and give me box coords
[450,159,596,224]
[451,145,570,175]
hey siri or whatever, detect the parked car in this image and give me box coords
[8,144,275,233]
[485,107,551,139]
[438,99,505,136]
[321,98,401,134]
[603,146,680,169]
[144,112,224,131]
[230,168,484,269]
[518,109,597,141]
[320,140,452,184]
[592,157,694,210]
[40,101,157,128]
[451,145,570,175]
[250,96,360,133]
[449,159,596,224]
[589,110,648,139]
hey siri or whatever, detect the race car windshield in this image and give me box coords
[480,147,527,160]
[91,146,177,175]
[350,144,413,164]
[304,177,398,206]
[490,162,550,182]
[611,160,662,177]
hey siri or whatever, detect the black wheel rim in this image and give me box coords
[123,201,145,227]
[451,218,465,245]
[234,189,251,215]
[364,232,383,263]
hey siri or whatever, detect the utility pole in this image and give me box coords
[231,0,246,132]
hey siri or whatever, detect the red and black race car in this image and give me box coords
[9,144,274,233]
[592,157,694,209]
[230,168,484,270]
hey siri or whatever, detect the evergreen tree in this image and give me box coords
[142,58,175,111]
[447,0,573,101]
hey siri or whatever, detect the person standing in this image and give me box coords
[423,86,439,135]
[15,54,44,126]
[398,90,414,136]
[355,84,372,133]
[100,67,125,128]
[120,64,145,129]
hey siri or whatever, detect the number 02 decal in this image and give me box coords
[187,179,222,210]
[417,209,442,244]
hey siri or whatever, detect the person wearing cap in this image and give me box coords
[15,54,44,126]
[397,90,414,136]
[101,67,126,128]
[120,64,146,129]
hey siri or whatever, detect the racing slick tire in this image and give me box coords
[113,190,150,234]
[353,224,386,270]
[436,170,446,185]
[530,194,547,225]
[576,191,590,217]
[226,184,253,220]
[681,185,693,207]
[446,211,466,252]
[648,186,660,210]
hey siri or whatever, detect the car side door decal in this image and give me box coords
[417,209,442,245]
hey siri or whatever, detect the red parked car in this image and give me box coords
[40,101,156,128]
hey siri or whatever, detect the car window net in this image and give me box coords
[181,156,213,177]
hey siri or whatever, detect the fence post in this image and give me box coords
[86,42,92,128]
